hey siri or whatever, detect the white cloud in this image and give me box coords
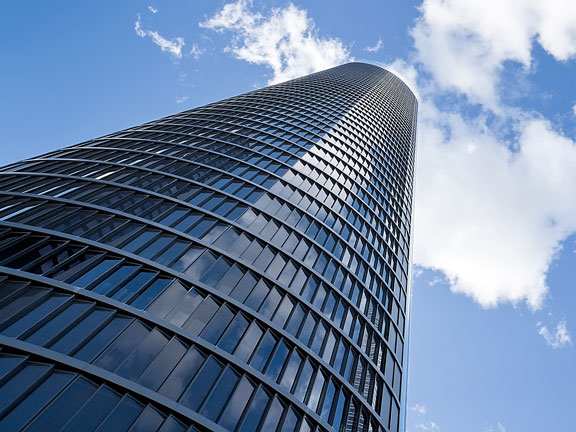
[175,96,189,104]
[573,103,576,117]
[148,6,158,14]
[413,104,576,308]
[189,44,204,60]
[486,422,507,432]
[394,1,576,309]
[412,0,576,108]
[135,14,185,59]
[200,0,352,84]
[365,38,383,53]
[411,404,427,415]
[538,319,572,348]
[415,421,440,431]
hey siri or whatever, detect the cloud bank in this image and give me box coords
[200,0,352,84]
[407,0,576,309]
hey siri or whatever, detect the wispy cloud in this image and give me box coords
[538,319,572,348]
[486,422,507,432]
[200,0,352,84]
[365,37,383,53]
[175,96,189,104]
[189,44,204,60]
[135,14,185,60]
[148,6,158,14]
[411,404,427,415]
[415,421,440,431]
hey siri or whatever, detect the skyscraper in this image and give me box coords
[0,62,416,432]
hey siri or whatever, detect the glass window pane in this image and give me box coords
[200,257,232,287]
[115,328,170,380]
[307,370,326,411]
[215,264,244,295]
[184,297,219,336]
[91,265,139,296]
[159,347,205,400]
[158,416,187,432]
[71,259,121,288]
[227,271,255,303]
[25,301,93,346]
[179,356,222,410]
[218,376,254,430]
[3,294,70,338]
[73,315,133,363]
[238,387,270,432]
[279,350,302,391]
[200,367,239,421]
[264,340,289,382]
[138,337,188,391]
[0,370,73,431]
[61,385,120,432]
[244,279,269,311]
[280,407,300,432]
[259,288,282,319]
[25,376,97,432]
[130,406,165,432]
[94,321,150,371]
[249,331,276,372]
[234,322,263,362]
[95,395,143,432]
[111,271,156,304]
[49,307,113,355]
[218,313,249,353]
[200,305,234,344]
[130,277,172,310]
[294,360,314,402]
[259,397,284,432]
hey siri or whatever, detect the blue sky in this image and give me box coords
[2,1,576,431]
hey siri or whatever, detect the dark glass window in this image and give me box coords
[3,293,70,338]
[115,328,170,380]
[95,395,143,431]
[74,315,133,362]
[0,369,73,430]
[238,386,270,432]
[94,320,150,371]
[179,356,222,410]
[25,300,93,346]
[159,347,205,400]
[61,385,121,432]
[260,396,284,431]
[200,367,239,421]
[25,376,97,432]
[219,376,254,429]
[249,330,276,372]
[130,406,165,432]
[138,337,188,390]
[218,313,249,353]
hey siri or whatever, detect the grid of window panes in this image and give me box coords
[0,63,417,432]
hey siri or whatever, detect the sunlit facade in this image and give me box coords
[0,62,417,432]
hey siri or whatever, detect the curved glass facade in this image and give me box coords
[0,62,416,432]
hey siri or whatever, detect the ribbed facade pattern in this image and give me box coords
[0,62,417,432]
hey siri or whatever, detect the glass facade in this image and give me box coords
[0,62,417,432]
